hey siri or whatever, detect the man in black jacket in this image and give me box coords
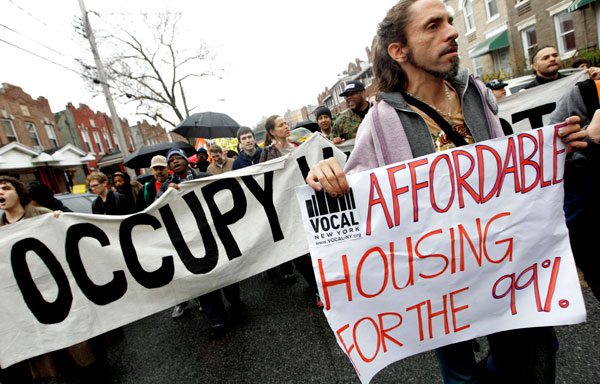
[232,126,262,170]
[87,171,131,215]
[135,155,170,212]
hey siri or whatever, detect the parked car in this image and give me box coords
[54,192,96,214]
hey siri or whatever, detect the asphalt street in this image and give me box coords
[36,272,599,384]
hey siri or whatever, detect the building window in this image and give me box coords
[554,11,576,55]
[25,122,41,150]
[485,0,499,20]
[103,132,114,151]
[521,26,537,68]
[44,124,59,148]
[464,0,476,33]
[471,56,484,77]
[128,136,135,151]
[1,119,18,143]
[93,131,104,154]
[89,119,96,128]
[82,130,92,152]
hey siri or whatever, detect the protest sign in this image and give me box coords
[0,134,346,368]
[296,125,586,383]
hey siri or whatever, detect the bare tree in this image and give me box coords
[78,12,220,128]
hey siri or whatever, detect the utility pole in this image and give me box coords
[78,0,129,164]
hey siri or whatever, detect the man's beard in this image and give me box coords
[407,48,459,80]
[538,66,559,78]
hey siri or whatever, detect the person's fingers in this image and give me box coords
[561,130,587,143]
[305,158,349,196]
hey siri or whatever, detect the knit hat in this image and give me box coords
[166,148,189,163]
[315,106,332,120]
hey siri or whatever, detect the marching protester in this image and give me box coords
[551,76,600,302]
[521,45,564,90]
[111,171,141,210]
[27,181,72,212]
[88,172,132,215]
[158,147,229,337]
[207,145,246,314]
[206,144,234,175]
[306,0,587,381]
[0,176,108,383]
[315,105,333,139]
[330,80,369,144]
[194,147,210,172]
[261,115,323,307]
[232,126,263,170]
[135,155,170,211]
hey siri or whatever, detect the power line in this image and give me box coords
[7,0,52,28]
[0,23,66,56]
[0,37,92,81]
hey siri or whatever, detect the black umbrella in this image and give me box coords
[123,141,196,169]
[294,120,319,133]
[134,173,154,184]
[173,112,241,138]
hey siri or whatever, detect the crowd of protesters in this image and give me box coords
[2,0,600,382]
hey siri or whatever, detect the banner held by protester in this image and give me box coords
[0,134,346,369]
[295,124,586,384]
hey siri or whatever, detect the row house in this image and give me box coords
[55,103,128,181]
[0,83,93,192]
[449,0,599,79]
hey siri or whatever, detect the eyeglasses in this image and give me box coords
[89,183,101,189]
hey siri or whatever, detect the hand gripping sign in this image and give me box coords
[295,125,586,384]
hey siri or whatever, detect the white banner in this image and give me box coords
[0,134,346,368]
[498,71,587,133]
[295,125,586,384]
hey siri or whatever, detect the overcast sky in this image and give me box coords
[1,0,398,129]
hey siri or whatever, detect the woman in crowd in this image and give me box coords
[259,115,323,308]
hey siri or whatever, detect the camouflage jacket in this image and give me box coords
[331,107,368,140]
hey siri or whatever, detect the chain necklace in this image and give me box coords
[406,82,453,126]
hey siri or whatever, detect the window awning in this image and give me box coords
[469,30,509,58]
[568,0,596,12]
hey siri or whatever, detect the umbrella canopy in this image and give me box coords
[173,112,241,138]
[134,173,154,184]
[294,120,319,133]
[123,141,196,169]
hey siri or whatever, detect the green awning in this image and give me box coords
[568,0,596,12]
[470,30,509,58]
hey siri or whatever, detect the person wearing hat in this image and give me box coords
[486,79,508,100]
[135,155,170,211]
[314,106,333,138]
[112,171,142,210]
[194,147,210,172]
[156,147,228,337]
[331,80,370,144]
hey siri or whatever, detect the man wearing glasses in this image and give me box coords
[87,171,132,215]
[331,80,370,144]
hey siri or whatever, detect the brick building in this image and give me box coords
[449,0,599,79]
[0,84,92,192]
